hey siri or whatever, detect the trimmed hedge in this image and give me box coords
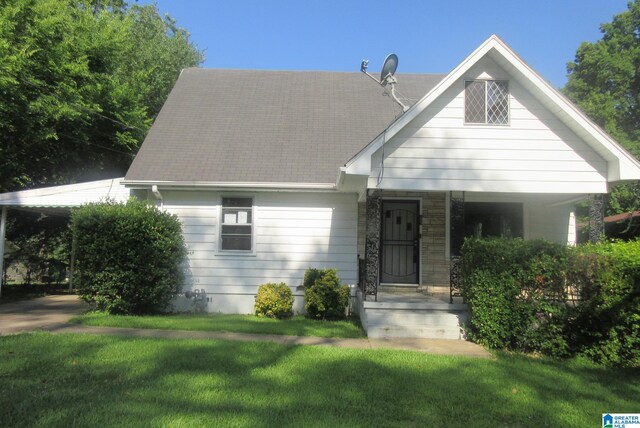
[71,199,186,314]
[303,268,350,319]
[461,238,571,356]
[461,237,640,367]
[255,282,293,319]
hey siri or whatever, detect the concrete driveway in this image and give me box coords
[0,294,89,335]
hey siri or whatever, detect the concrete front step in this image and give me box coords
[367,324,464,340]
[356,289,470,340]
[361,307,469,340]
[365,309,468,326]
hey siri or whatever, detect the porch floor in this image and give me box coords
[364,286,467,310]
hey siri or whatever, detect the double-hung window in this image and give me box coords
[220,197,253,251]
[465,80,509,125]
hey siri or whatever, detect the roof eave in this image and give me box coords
[123,180,338,191]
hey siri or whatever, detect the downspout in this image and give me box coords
[151,185,163,208]
[0,207,6,298]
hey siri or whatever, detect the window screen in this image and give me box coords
[221,197,253,251]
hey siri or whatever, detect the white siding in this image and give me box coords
[162,190,358,313]
[528,202,576,244]
[369,56,608,194]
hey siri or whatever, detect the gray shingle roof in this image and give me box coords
[125,68,444,184]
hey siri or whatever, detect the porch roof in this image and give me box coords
[0,178,129,208]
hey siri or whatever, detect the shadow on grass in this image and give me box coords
[0,333,638,427]
[71,312,367,338]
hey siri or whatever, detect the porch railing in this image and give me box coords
[449,256,463,304]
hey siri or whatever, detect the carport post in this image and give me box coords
[68,232,76,292]
[0,207,6,297]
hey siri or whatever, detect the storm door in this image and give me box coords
[380,200,420,284]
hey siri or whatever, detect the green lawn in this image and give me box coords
[1,333,638,427]
[70,312,366,338]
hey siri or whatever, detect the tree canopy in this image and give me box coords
[564,0,640,157]
[0,0,203,192]
[564,0,640,215]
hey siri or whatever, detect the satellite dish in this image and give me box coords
[380,54,398,83]
[360,53,408,112]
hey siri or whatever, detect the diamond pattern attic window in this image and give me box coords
[465,80,509,125]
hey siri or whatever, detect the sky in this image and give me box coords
[140,0,630,89]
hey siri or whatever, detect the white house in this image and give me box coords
[2,35,640,338]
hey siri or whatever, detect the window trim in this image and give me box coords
[218,195,255,254]
[464,79,510,126]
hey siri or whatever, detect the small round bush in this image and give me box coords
[255,282,293,319]
[304,268,349,319]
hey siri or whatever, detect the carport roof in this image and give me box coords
[0,178,129,208]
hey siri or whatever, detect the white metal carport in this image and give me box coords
[0,178,130,296]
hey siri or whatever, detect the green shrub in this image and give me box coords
[254,282,294,319]
[71,199,185,314]
[302,267,324,289]
[567,241,640,367]
[461,238,571,356]
[303,268,350,319]
[461,237,640,367]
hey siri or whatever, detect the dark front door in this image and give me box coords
[380,200,420,284]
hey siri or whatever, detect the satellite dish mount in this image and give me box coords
[360,54,408,112]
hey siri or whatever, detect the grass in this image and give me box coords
[1,332,638,427]
[70,312,367,338]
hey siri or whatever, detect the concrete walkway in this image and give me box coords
[1,295,492,359]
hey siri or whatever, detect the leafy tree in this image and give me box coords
[563,1,640,215]
[0,0,203,192]
[0,0,202,280]
[4,211,71,285]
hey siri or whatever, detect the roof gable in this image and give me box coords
[345,35,640,183]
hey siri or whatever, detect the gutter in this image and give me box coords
[123,180,338,192]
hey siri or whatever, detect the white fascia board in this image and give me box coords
[122,180,337,192]
[344,133,385,175]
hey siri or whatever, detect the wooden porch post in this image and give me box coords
[364,191,381,301]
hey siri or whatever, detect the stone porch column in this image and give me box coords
[364,191,381,300]
[588,194,605,243]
